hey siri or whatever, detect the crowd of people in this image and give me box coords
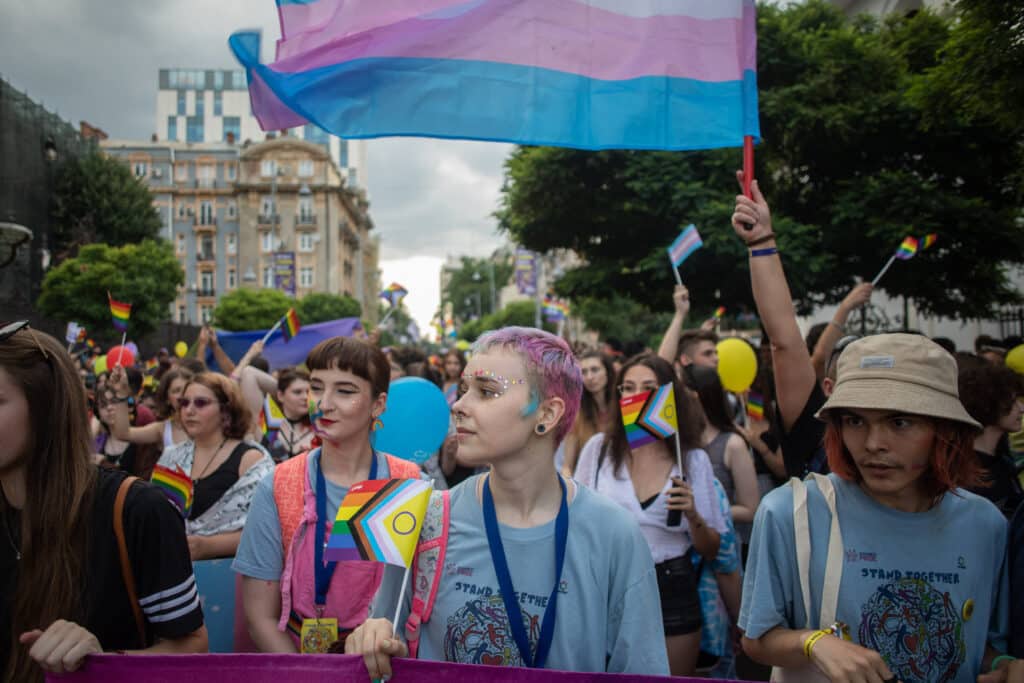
[1,175,1022,682]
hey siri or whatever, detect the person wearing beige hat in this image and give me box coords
[738,331,1014,682]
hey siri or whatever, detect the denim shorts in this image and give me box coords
[655,553,702,636]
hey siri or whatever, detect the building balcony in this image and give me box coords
[193,219,217,232]
[339,220,359,247]
[296,212,317,227]
[196,251,216,265]
[258,213,280,226]
[196,288,216,298]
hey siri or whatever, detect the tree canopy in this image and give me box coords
[52,151,162,260]
[37,240,184,339]
[497,0,1023,335]
[441,254,515,323]
[297,292,362,324]
[211,288,294,332]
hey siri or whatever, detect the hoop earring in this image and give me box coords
[372,418,384,432]
[535,424,547,435]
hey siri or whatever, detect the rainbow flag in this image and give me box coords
[620,391,658,449]
[747,391,764,421]
[151,464,193,519]
[714,306,726,319]
[260,394,286,440]
[145,358,159,373]
[108,294,132,333]
[921,233,938,250]
[542,295,570,322]
[380,282,408,307]
[894,236,919,261]
[326,478,433,567]
[281,308,301,342]
[229,2,759,152]
[667,224,703,268]
[637,383,678,440]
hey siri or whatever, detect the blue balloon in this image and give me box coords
[375,377,450,464]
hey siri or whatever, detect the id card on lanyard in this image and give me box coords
[482,475,569,669]
[301,448,379,654]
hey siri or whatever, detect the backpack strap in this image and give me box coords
[114,475,147,649]
[789,474,843,630]
[405,489,450,658]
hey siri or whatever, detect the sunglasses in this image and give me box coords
[177,397,220,410]
[0,320,50,359]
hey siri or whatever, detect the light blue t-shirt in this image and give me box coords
[233,451,404,600]
[739,474,1009,683]
[416,475,669,675]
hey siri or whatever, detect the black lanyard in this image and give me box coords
[314,448,378,607]
[482,475,568,669]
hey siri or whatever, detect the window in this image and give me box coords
[169,70,178,88]
[200,305,212,323]
[200,237,214,261]
[300,267,314,288]
[226,202,237,220]
[260,196,276,217]
[176,203,187,219]
[194,92,205,117]
[227,233,237,254]
[200,271,214,293]
[178,305,186,323]
[298,159,314,178]
[186,116,204,143]
[222,116,240,144]
[262,266,274,288]
[304,124,330,148]
[339,139,349,167]
[214,91,222,116]
[214,71,224,90]
[175,163,188,182]
[298,196,314,222]
[233,70,246,89]
[176,233,186,254]
[197,164,215,188]
[167,116,177,142]
[299,232,315,252]
[199,201,214,225]
[177,91,186,115]
[133,162,148,178]
[226,163,237,181]
[261,232,275,253]
[227,268,237,289]
[261,159,277,177]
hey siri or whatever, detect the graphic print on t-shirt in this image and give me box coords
[858,577,966,683]
[444,594,540,666]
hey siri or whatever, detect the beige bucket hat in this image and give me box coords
[816,333,981,429]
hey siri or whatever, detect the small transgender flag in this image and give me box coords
[667,225,703,268]
[894,236,919,261]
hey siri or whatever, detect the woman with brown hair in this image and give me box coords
[574,353,724,676]
[0,322,207,681]
[261,368,316,463]
[109,366,193,451]
[110,369,273,561]
[559,350,615,476]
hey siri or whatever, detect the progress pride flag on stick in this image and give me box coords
[50,654,758,683]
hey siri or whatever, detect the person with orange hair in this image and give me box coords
[738,333,1014,682]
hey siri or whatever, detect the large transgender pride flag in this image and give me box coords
[229,0,760,151]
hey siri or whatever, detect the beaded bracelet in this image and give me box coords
[750,247,778,258]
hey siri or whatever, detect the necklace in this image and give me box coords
[192,437,229,481]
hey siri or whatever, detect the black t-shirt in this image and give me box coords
[0,468,203,671]
[968,450,1023,518]
[775,382,829,479]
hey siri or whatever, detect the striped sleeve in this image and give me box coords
[125,483,205,639]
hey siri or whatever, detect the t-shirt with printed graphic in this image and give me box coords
[415,475,669,675]
[739,474,1009,683]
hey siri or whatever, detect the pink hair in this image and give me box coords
[472,327,582,445]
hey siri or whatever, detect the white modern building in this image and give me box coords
[154,68,368,190]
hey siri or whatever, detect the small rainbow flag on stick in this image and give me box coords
[637,384,679,440]
[620,391,658,449]
[282,308,301,342]
[894,236,919,261]
[921,233,938,250]
[108,294,132,333]
[326,478,432,567]
[747,391,765,421]
[714,306,727,320]
[380,282,408,307]
[151,464,193,519]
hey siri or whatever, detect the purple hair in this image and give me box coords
[472,326,583,446]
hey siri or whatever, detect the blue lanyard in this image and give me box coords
[481,475,568,669]
[314,449,378,607]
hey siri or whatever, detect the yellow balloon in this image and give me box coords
[455,339,471,351]
[1006,344,1024,374]
[174,341,189,358]
[716,338,758,393]
[93,356,108,375]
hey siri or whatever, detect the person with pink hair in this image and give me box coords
[346,327,668,676]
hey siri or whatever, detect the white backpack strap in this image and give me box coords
[405,489,450,657]
[809,473,843,627]
[789,477,814,629]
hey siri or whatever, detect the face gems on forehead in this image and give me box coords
[464,369,527,397]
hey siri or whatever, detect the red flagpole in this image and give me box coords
[743,135,754,198]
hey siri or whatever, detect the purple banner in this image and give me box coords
[274,251,297,298]
[207,317,363,371]
[515,247,537,296]
[49,653,752,683]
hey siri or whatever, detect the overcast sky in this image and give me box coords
[0,0,510,332]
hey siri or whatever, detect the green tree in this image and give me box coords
[441,254,515,323]
[497,1,1023,322]
[297,292,362,324]
[37,240,183,338]
[211,288,293,331]
[52,151,162,260]
[459,301,554,342]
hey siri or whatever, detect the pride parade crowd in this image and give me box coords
[1,179,1022,683]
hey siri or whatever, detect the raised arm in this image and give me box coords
[809,282,872,381]
[657,284,690,365]
[107,366,166,445]
[205,326,236,375]
[730,173,815,432]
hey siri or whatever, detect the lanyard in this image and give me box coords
[314,448,378,607]
[482,475,568,669]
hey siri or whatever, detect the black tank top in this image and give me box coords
[189,442,249,520]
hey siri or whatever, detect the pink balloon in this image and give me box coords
[106,345,136,368]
